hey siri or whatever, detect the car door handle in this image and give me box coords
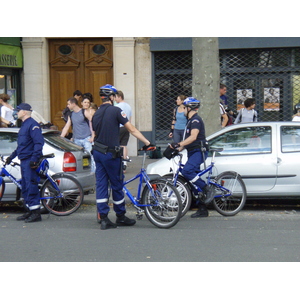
[277,157,282,164]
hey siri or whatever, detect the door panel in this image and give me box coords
[49,38,113,130]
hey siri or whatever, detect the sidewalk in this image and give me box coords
[84,155,161,204]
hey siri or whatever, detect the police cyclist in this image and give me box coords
[6,103,44,223]
[92,84,154,230]
[170,97,214,218]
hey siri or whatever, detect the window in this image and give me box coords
[281,126,300,152]
[209,126,272,155]
[0,132,18,155]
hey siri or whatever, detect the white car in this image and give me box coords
[147,122,300,199]
[0,128,95,202]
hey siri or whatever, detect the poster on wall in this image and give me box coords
[236,89,252,111]
[264,87,280,111]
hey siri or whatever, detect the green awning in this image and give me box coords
[0,44,23,68]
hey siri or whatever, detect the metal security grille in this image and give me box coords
[153,51,192,146]
[220,48,300,123]
[153,47,300,146]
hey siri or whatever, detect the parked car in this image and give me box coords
[147,122,300,199]
[0,128,95,202]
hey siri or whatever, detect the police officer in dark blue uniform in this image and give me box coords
[170,97,214,218]
[92,84,153,230]
[6,103,44,222]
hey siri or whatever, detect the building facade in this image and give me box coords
[15,37,300,154]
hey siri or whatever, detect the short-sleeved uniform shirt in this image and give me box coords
[183,114,206,151]
[92,103,128,148]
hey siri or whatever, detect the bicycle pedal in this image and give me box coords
[136,213,143,220]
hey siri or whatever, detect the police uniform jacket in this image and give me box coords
[11,117,44,162]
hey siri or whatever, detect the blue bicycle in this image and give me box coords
[97,149,182,228]
[163,147,247,217]
[0,154,84,216]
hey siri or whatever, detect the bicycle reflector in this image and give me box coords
[151,184,157,191]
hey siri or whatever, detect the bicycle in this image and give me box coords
[163,147,247,217]
[0,154,84,216]
[97,148,182,229]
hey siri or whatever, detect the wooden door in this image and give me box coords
[49,38,113,130]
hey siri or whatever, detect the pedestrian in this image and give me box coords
[60,97,95,171]
[220,84,228,109]
[6,103,44,223]
[220,102,228,128]
[92,84,154,230]
[113,90,132,172]
[73,90,83,102]
[169,95,187,143]
[0,93,16,126]
[170,97,214,218]
[234,98,258,124]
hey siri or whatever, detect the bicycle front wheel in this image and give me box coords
[212,171,246,216]
[162,175,192,217]
[142,179,182,228]
[40,173,84,216]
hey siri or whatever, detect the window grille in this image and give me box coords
[153,47,300,147]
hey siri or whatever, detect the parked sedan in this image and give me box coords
[147,122,300,199]
[0,128,95,202]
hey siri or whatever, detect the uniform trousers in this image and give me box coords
[93,150,126,216]
[20,159,40,210]
[181,149,208,194]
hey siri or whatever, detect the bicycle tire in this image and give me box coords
[141,179,182,228]
[162,175,192,217]
[40,173,84,216]
[212,171,246,216]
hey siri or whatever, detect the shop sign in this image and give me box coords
[0,44,23,68]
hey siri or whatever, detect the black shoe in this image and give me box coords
[116,215,136,226]
[101,216,117,230]
[24,210,42,223]
[191,208,209,218]
[203,185,216,204]
[16,211,32,221]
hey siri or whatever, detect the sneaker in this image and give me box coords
[116,215,136,226]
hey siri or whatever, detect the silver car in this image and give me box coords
[147,122,300,199]
[0,128,95,202]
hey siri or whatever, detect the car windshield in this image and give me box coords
[43,132,83,151]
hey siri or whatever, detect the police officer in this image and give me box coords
[92,84,153,230]
[6,103,44,222]
[170,97,214,218]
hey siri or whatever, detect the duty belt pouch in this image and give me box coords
[93,141,108,154]
[112,146,123,158]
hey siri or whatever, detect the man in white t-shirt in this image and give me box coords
[114,91,132,170]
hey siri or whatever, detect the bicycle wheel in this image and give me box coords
[212,171,246,216]
[141,179,182,228]
[40,173,84,216]
[162,175,192,217]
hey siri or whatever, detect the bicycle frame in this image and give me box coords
[123,168,159,207]
[0,156,63,202]
[172,149,232,198]
[0,165,22,197]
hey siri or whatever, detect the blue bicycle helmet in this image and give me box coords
[99,84,117,97]
[183,97,201,110]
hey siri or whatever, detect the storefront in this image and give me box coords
[0,37,23,108]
